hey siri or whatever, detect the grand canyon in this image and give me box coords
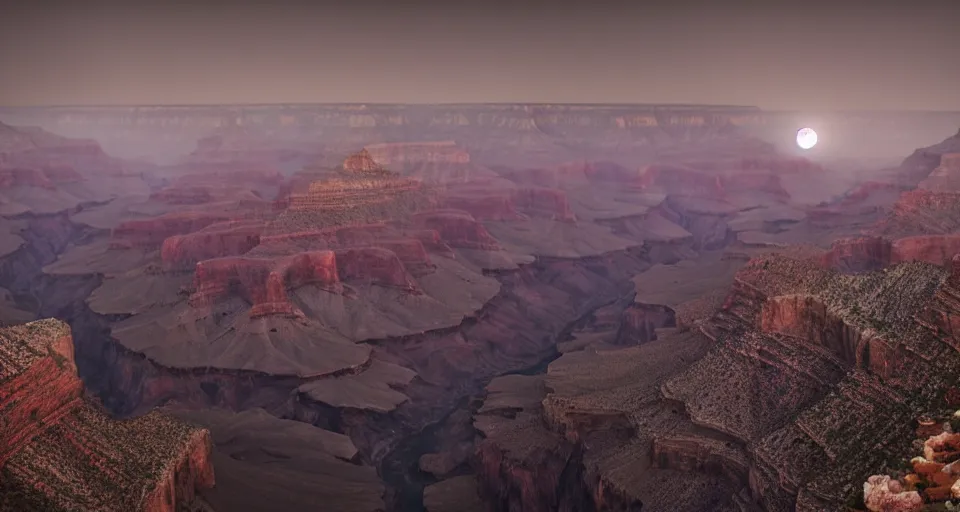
[1,103,960,512]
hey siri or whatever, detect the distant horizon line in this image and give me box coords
[1,102,959,114]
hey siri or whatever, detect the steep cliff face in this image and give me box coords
[189,250,342,317]
[0,319,215,512]
[472,251,960,512]
[160,221,264,271]
[413,209,502,250]
[111,211,233,249]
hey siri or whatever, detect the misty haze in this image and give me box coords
[1,1,960,512]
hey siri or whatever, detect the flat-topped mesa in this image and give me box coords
[110,211,233,250]
[160,220,265,271]
[189,251,341,318]
[412,209,501,251]
[0,319,214,511]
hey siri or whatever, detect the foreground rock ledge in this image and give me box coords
[0,318,215,512]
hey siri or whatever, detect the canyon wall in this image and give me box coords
[0,318,215,512]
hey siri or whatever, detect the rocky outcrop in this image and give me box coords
[335,246,420,293]
[820,235,960,272]
[0,319,214,511]
[160,221,264,271]
[618,303,677,344]
[111,212,233,249]
[189,251,342,317]
[819,236,893,272]
[412,209,501,250]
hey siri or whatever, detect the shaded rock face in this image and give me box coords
[413,209,501,250]
[652,436,750,485]
[0,319,214,512]
[618,303,677,344]
[477,436,590,512]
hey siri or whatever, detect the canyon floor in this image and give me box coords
[1,105,960,511]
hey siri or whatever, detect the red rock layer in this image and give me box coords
[343,148,389,173]
[111,212,233,249]
[256,224,438,276]
[820,235,960,272]
[189,251,341,317]
[334,247,421,293]
[287,176,424,212]
[0,319,215,511]
[141,429,216,512]
[161,221,264,271]
[0,346,83,465]
[412,209,501,251]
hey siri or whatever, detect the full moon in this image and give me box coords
[796,127,818,150]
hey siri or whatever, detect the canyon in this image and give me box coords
[0,105,959,511]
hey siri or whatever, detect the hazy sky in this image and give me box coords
[1,0,959,110]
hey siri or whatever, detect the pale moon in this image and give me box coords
[796,127,818,149]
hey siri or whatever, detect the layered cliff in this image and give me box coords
[0,319,214,512]
[473,250,960,512]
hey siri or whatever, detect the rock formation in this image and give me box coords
[0,319,214,511]
[3,109,956,512]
